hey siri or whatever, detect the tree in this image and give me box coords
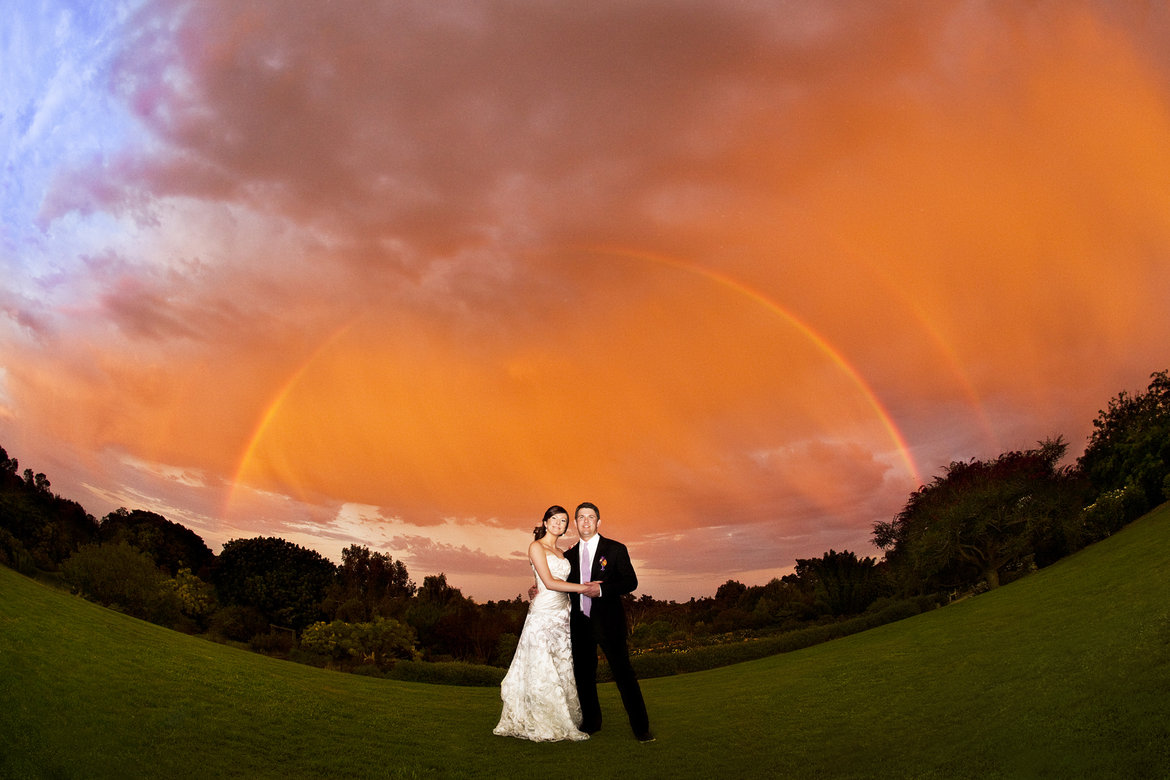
[0,527,36,575]
[407,573,472,659]
[418,572,463,606]
[0,449,98,569]
[61,542,182,625]
[0,447,18,477]
[23,469,51,494]
[99,509,215,577]
[165,567,219,629]
[714,579,748,605]
[208,605,270,642]
[793,549,881,615]
[325,545,415,621]
[1078,369,1170,521]
[212,537,336,631]
[301,617,417,668]
[875,438,1082,592]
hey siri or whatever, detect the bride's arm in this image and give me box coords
[528,541,596,595]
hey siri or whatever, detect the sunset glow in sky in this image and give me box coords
[4,1,1169,600]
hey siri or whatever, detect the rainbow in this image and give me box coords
[226,246,933,519]
[226,320,357,514]
[573,245,925,486]
[820,233,999,450]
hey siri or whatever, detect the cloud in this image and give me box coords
[389,535,522,579]
[0,289,54,338]
[81,480,221,538]
[41,3,951,255]
[119,453,208,488]
[5,0,1170,601]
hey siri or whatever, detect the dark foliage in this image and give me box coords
[212,537,336,631]
[209,604,271,642]
[386,660,506,687]
[250,628,298,656]
[322,544,415,622]
[99,508,215,577]
[875,437,1084,593]
[1077,369,1170,524]
[61,541,183,626]
[622,596,938,680]
[0,446,98,570]
[299,617,416,668]
[0,527,37,575]
[793,549,884,615]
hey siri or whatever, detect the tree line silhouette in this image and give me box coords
[2,370,1167,680]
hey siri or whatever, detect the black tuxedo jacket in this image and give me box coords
[565,535,637,633]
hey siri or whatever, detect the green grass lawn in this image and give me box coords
[3,505,1170,779]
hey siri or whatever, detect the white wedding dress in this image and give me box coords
[493,553,589,741]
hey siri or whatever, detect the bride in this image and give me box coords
[493,505,600,742]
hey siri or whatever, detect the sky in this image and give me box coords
[3,0,1169,602]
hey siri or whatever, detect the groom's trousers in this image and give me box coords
[570,610,650,736]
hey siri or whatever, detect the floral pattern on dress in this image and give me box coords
[493,553,588,742]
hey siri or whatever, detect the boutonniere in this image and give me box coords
[599,556,607,571]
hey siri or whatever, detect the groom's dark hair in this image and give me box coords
[575,501,600,520]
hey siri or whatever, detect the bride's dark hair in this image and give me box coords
[534,505,568,540]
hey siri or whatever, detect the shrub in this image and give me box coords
[351,664,385,678]
[386,660,504,687]
[208,605,270,642]
[493,632,518,667]
[300,620,356,665]
[286,645,329,668]
[1084,489,1125,538]
[300,617,417,669]
[212,537,336,631]
[1121,481,1150,523]
[1083,483,1147,540]
[250,628,296,656]
[164,568,218,628]
[0,528,36,576]
[621,597,935,679]
[61,542,182,626]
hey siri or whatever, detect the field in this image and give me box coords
[3,504,1169,778]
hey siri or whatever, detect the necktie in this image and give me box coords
[580,540,591,617]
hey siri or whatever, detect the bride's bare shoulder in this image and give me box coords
[528,540,563,560]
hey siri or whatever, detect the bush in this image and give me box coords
[250,628,296,656]
[286,645,329,668]
[212,537,335,631]
[351,664,385,678]
[386,660,505,687]
[0,528,36,576]
[1083,490,1125,538]
[1083,483,1147,540]
[208,605,270,642]
[622,597,935,679]
[61,542,182,626]
[300,617,417,669]
[1120,481,1150,523]
[164,568,218,629]
[493,632,518,667]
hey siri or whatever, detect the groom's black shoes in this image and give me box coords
[636,731,656,743]
[581,723,601,735]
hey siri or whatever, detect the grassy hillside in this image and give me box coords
[3,505,1169,779]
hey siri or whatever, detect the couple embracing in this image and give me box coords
[493,502,653,743]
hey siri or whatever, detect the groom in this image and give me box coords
[564,501,653,743]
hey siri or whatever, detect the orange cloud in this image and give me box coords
[6,0,1170,599]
